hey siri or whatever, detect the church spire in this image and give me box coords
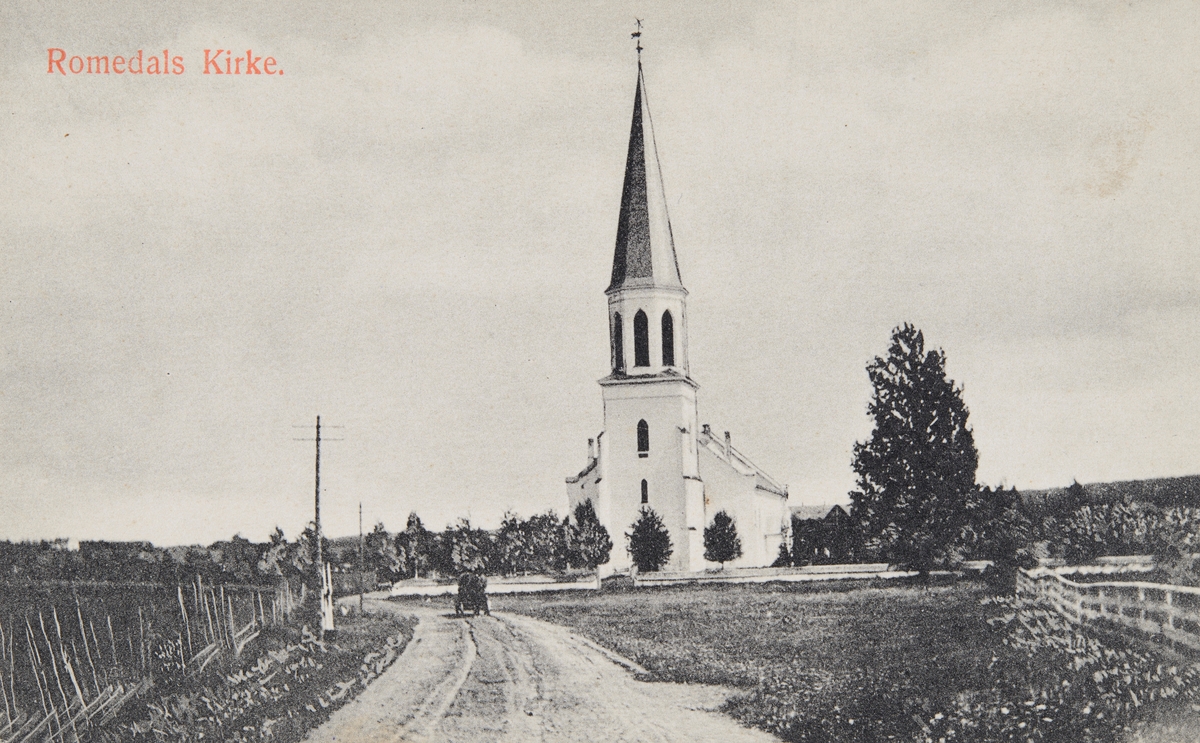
[607,61,684,295]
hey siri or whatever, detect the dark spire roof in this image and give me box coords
[607,62,684,294]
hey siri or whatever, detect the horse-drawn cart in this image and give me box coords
[454,572,490,616]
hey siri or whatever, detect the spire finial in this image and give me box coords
[632,18,643,59]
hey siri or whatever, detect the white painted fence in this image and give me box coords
[633,560,996,587]
[632,562,930,587]
[389,573,600,598]
[388,560,996,596]
[1017,563,1200,652]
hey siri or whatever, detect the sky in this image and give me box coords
[2,1,1198,546]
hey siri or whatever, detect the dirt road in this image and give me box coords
[306,597,780,742]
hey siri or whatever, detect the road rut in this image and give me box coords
[306,598,780,743]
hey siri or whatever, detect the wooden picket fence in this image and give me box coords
[0,578,305,743]
[1017,567,1200,652]
[0,678,151,743]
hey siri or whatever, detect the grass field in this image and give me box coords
[493,578,1004,742]
[493,578,1200,743]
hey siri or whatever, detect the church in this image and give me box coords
[567,59,789,574]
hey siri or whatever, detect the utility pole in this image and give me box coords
[294,416,342,570]
[358,501,364,613]
[294,416,342,638]
[315,416,322,571]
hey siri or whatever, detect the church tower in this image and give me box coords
[572,60,706,573]
[567,54,789,575]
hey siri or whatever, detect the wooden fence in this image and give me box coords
[0,578,304,743]
[1017,568,1200,652]
[0,678,151,743]
[629,561,993,587]
[633,563,918,587]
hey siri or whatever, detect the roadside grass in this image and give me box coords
[494,578,1000,742]
[494,578,1200,743]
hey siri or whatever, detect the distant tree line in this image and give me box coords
[0,524,333,587]
[0,501,615,587]
[1023,475,1200,512]
[1004,480,1200,568]
[348,500,614,581]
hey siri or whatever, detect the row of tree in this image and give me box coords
[0,497,752,588]
[1000,485,1200,568]
[359,500,615,581]
[0,526,333,586]
[372,502,745,578]
[388,321,1187,579]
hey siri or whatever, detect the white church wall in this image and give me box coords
[601,378,699,572]
[698,443,788,568]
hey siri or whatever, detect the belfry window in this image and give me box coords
[637,419,649,457]
[641,479,649,504]
[661,310,675,366]
[612,312,624,372]
[633,310,649,366]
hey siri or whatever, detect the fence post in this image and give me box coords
[1166,590,1174,630]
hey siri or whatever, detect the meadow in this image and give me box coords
[493,578,1200,743]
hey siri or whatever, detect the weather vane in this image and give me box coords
[632,18,643,57]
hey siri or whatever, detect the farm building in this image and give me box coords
[790,504,860,565]
[566,60,789,573]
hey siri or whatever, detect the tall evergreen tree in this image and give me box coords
[850,324,979,570]
[626,507,673,572]
[703,510,743,568]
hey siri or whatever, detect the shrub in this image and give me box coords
[568,500,613,570]
[703,511,743,567]
[627,507,672,572]
[1040,502,1200,567]
[917,596,1200,742]
[771,541,792,567]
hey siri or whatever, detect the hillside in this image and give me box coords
[1021,473,1200,510]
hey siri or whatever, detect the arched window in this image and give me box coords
[661,310,675,367]
[633,310,649,367]
[637,419,649,457]
[612,312,624,372]
[641,479,648,504]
